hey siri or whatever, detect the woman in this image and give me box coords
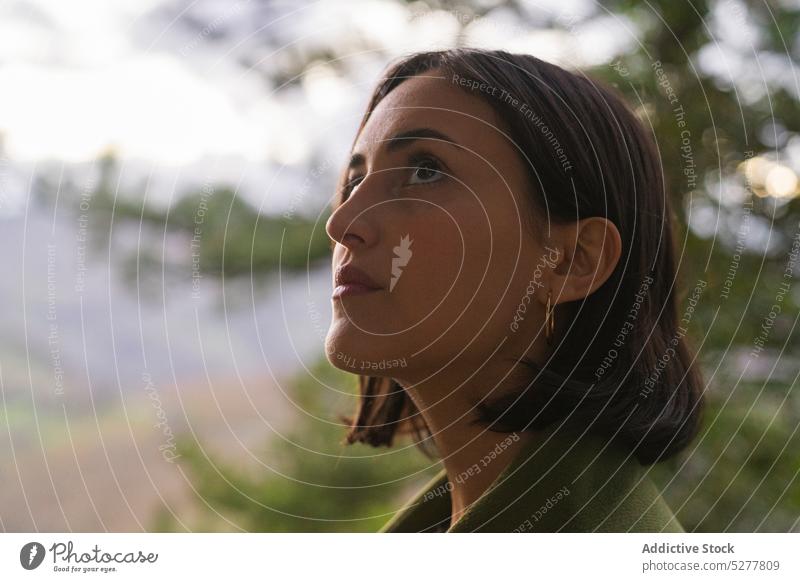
[324,48,704,532]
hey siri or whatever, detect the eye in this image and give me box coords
[340,175,364,201]
[408,157,444,186]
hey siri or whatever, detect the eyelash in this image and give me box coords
[340,154,447,201]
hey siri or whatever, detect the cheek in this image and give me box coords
[391,210,466,318]
[392,201,498,326]
[414,196,537,336]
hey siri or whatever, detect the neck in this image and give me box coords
[396,356,539,527]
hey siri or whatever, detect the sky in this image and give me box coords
[0,0,795,214]
[0,0,631,164]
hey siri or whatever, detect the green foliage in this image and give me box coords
[169,187,331,276]
[152,358,440,532]
[653,380,800,532]
[52,152,332,280]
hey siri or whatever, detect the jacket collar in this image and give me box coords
[379,423,684,532]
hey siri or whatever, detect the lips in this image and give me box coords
[333,263,383,299]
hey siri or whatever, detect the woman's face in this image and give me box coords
[325,69,556,383]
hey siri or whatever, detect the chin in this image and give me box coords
[325,325,366,366]
[325,325,413,378]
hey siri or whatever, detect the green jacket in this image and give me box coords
[379,424,684,532]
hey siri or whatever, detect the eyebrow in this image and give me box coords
[347,127,461,169]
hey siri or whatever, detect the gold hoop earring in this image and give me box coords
[545,290,555,346]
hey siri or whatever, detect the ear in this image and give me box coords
[546,217,622,304]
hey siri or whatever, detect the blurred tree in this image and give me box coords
[50,152,332,281]
[152,357,440,532]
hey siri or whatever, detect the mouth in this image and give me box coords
[332,283,382,299]
[333,263,383,300]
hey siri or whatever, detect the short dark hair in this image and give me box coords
[333,48,705,465]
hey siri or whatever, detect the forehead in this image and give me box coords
[353,70,506,153]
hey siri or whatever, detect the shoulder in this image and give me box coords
[379,469,451,533]
[452,428,684,532]
[380,426,685,533]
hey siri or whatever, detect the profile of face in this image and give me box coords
[324,69,617,385]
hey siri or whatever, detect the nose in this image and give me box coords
[325,174,381,251]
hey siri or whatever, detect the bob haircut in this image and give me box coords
[331,48,705,465]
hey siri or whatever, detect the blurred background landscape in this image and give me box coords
[1,0,799,532]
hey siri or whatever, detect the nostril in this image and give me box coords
[343,232,366,246]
